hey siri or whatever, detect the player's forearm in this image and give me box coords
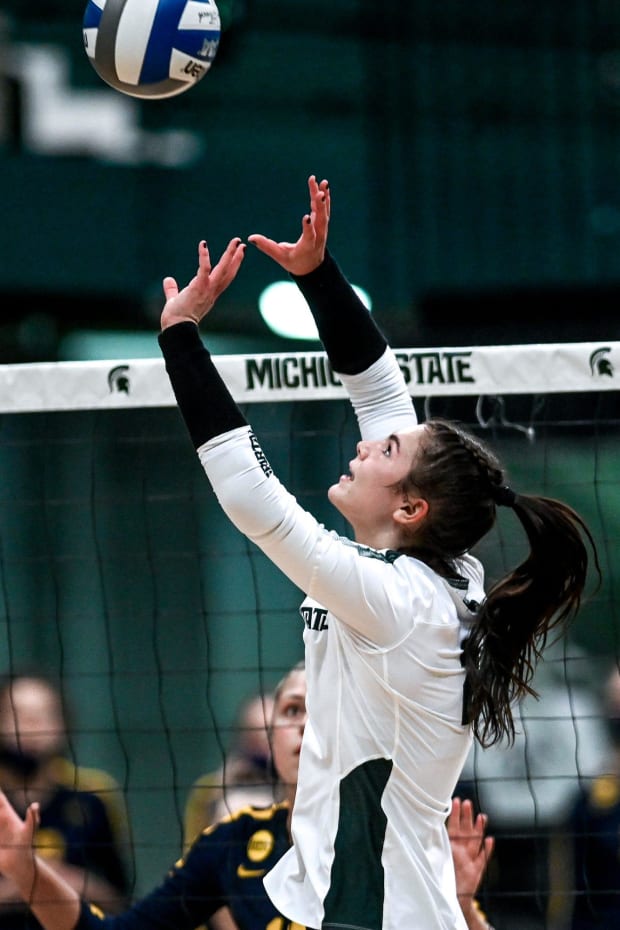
[293,255,416,438]
[336,347,417,440]
[159,321,247,449]
[292,251,387,374]
[46,864,126,915]
[4,853,81,930]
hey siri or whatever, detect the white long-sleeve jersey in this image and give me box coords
[196,349,483,930]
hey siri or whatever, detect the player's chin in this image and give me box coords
[282,763,299,786]
[327,478,350,505]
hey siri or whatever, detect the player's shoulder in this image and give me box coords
[453,552,485,590]
[187,767,223,793]
[51,757,122,793]
[42,781,110,831]
[181,802,289,867]
[202,801,289,838]
[49,758,128,835]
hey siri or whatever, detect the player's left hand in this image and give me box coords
[160,237,246,330]
[248,175,330,277]
[0,789,40,876]
[448,797,494,902]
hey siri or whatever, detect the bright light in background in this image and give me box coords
[258,280,372,340]
[58,329,281,360]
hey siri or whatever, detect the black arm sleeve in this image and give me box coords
[158,321,247,450]
[291,250,388,375]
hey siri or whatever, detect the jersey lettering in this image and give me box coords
[249,431,273,477]
[300,605,329,631]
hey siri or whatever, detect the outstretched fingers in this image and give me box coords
[162,276,180,301]
[0,790,37,869]
[448,797,494,899]
[248,174,331,276]
[308,175,330,244]
[26,802,40,833]
[160,238,246,330]
[449,798,485,848]
[208,237,246,297]
[246,233,289,264]
[199,238,212,271]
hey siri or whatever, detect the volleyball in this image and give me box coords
[82,0,221,100]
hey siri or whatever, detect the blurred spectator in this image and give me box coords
[547,662,620,930]
[184,691,276,848]
[456,640,609,930]
[0,674,129,927]
[447,796,495,930]
[0,663,496,930]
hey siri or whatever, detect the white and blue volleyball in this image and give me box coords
[83,0,221,99]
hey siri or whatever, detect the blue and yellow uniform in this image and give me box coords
[1,784,128,930]
[76,803,302,930]
[569,773,620,929]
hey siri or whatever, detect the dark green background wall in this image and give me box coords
[2,1,620,360]
[0,0,619,896]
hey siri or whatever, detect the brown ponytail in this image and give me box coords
[397,418,600,747]
[461,493,599,746]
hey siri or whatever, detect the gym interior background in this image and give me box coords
[0,1,618,910]
[1,1,620,361]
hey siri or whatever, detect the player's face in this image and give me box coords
[328,426,426,531]
[239,695,274,763]
[0,679,65,758]
[270,669,307,789]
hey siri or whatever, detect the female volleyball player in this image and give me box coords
[155,175,595,930]
[0,179,592,930]
[0,664,493,930]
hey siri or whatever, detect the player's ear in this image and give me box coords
[393,495,428,528]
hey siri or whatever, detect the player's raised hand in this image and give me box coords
[448,797,494,904]
[249,175,330,276]
[160,237,246,330]
[0,789,39,875]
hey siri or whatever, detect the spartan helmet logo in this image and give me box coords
[589,347,614,378]
[108,365,130,394]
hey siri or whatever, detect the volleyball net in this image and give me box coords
[0,340,618,919]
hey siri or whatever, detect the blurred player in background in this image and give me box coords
[0,662,495,930]
[184,690,276,849]
[0,674,129,926]
[548,663,620,929]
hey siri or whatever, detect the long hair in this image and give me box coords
[398,418,600,747]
